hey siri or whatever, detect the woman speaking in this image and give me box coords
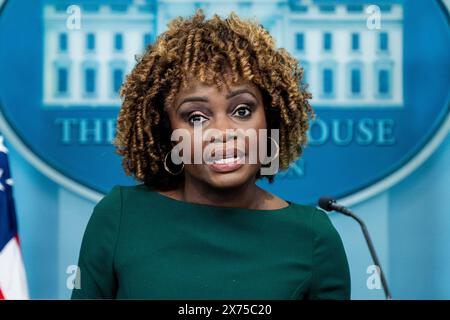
[71,9,350,300]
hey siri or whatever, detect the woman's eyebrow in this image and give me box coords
[226,89,258,100]
[176,96,208,110]
[176,89,258,110]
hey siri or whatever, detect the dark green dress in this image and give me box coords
[71,184,351,299]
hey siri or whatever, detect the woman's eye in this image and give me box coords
[188,113,208,124]
[232,104,252,118]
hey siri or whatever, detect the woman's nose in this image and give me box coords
[210,113,238,143]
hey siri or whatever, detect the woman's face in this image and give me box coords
[165,77,267,189]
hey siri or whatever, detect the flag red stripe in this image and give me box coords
[14,234,21,247]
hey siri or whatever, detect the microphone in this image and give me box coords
[318,197,392,300]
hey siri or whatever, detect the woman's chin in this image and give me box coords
[203,164,258,189]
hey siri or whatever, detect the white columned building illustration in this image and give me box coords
[285,0,403,107]
[42,0,403,108]
[43,0,156,108]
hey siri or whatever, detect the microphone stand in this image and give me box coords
[319,198,392,300]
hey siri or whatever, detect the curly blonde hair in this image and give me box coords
[113,8,314,191]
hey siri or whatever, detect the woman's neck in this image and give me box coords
[179,175,264,210]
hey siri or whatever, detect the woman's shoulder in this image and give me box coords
[101,184,166,213]
[113,183,159,194]
[85,185,123,232]
[93,185,122,212]
[286,200,342,239]
[104,183,154,201]
[290,201,336,236]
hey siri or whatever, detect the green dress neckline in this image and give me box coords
[142,184,294,214]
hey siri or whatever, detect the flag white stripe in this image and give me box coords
[0,237,29,299]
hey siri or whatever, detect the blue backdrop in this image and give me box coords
[0,0,449,299]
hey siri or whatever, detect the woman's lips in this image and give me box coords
[205,147,246,173]
[206,157,244,173]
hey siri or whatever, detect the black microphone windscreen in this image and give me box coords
[318,197,336,211]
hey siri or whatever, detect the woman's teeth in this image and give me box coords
[212,156,242,164]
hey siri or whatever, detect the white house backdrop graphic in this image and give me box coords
[42,0,404,109]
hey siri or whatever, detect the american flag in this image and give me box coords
[0,134,29,299]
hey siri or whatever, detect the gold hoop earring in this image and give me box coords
[163,149,184,175]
